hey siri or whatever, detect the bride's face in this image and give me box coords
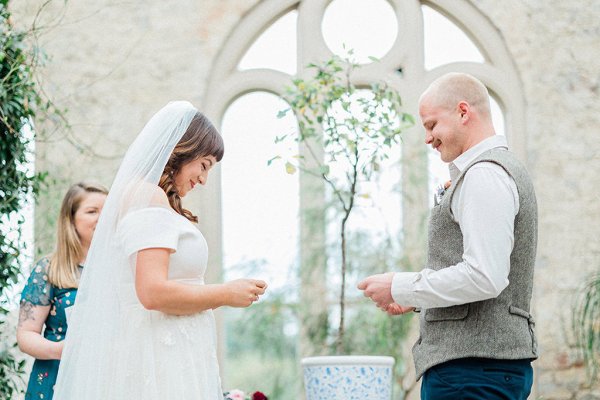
[173,155,217,197]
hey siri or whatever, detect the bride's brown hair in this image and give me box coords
[158,112,224,222]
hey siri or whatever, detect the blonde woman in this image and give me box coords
[17,182,107,400]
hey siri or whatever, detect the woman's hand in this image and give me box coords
[223,279,267,307]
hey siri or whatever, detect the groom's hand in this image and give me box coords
[385,303,416,316]
[357,272,396,309]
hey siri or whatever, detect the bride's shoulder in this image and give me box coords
[147,184,170,207]
[117,183,174,225]
[125,181,170,207]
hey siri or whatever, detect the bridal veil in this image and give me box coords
[53,101,198,399]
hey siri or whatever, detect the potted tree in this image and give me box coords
[272,53,414,399]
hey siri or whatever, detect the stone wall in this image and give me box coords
[10,0,600,398]
[11,0,260,251]
[471,0,600,398]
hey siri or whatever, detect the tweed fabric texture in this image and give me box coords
[413,148,538,380]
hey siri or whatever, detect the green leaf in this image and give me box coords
[274,134,288,144]
[285,162,297,175]
[402,113,415,124]
[276,109,289,119]
[267,155,282,166]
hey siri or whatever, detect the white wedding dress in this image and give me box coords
[111,206,222,399]
[54,101,222,400]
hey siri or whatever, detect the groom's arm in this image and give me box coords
[357,273,415,314]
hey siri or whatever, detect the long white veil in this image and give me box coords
[54,101,198,399]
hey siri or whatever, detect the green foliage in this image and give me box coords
[227,304,411,399]
[275,53,414,352]
[0,323,27,399]
[573,272,600,382]
[226,291,297,359]
[225,232,413,398]
[1,1,61,397]
[278,55,414,202]
[225,290,300,398]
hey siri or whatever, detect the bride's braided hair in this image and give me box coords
[159,112,224,222]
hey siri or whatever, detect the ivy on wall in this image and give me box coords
[0,0,62,397]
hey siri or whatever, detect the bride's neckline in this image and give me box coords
[145,205,198,226]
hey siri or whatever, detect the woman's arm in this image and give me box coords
[135,248,267,315]
[16,302,63,360]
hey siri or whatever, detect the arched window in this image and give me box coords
[201,0,524,396]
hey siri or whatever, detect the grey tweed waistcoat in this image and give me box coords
[413,147,538,380]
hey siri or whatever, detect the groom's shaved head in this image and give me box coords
[420,72,492,118]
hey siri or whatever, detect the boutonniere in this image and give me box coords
[433,180,452,206]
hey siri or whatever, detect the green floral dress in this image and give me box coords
[20,258,80,400]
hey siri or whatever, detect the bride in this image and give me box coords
[54,101,267,399]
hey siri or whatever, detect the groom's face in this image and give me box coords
[174,155,217,197]
[419,96,464,163]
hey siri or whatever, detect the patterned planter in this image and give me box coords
[302,355,395,400]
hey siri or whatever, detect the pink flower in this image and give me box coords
[226,389,246,400]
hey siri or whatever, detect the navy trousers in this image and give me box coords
[421,358,533,400]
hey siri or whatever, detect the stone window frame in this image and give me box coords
[199,0,526,364]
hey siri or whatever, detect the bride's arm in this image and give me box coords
[135,248,266,315]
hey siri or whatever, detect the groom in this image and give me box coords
[358,72,537,399]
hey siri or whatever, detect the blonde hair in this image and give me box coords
[48,182,108,288]
[158,112,224,223]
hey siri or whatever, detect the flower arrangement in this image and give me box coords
[223,389,268,400]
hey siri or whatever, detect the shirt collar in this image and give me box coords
[449,135,508,180]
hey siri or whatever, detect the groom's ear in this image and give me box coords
[457,101,470,123]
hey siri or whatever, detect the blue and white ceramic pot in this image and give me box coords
[302,355,395,400]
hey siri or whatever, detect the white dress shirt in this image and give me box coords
[391,135,520,308]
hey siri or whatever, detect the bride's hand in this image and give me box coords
[223,279,267,307]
